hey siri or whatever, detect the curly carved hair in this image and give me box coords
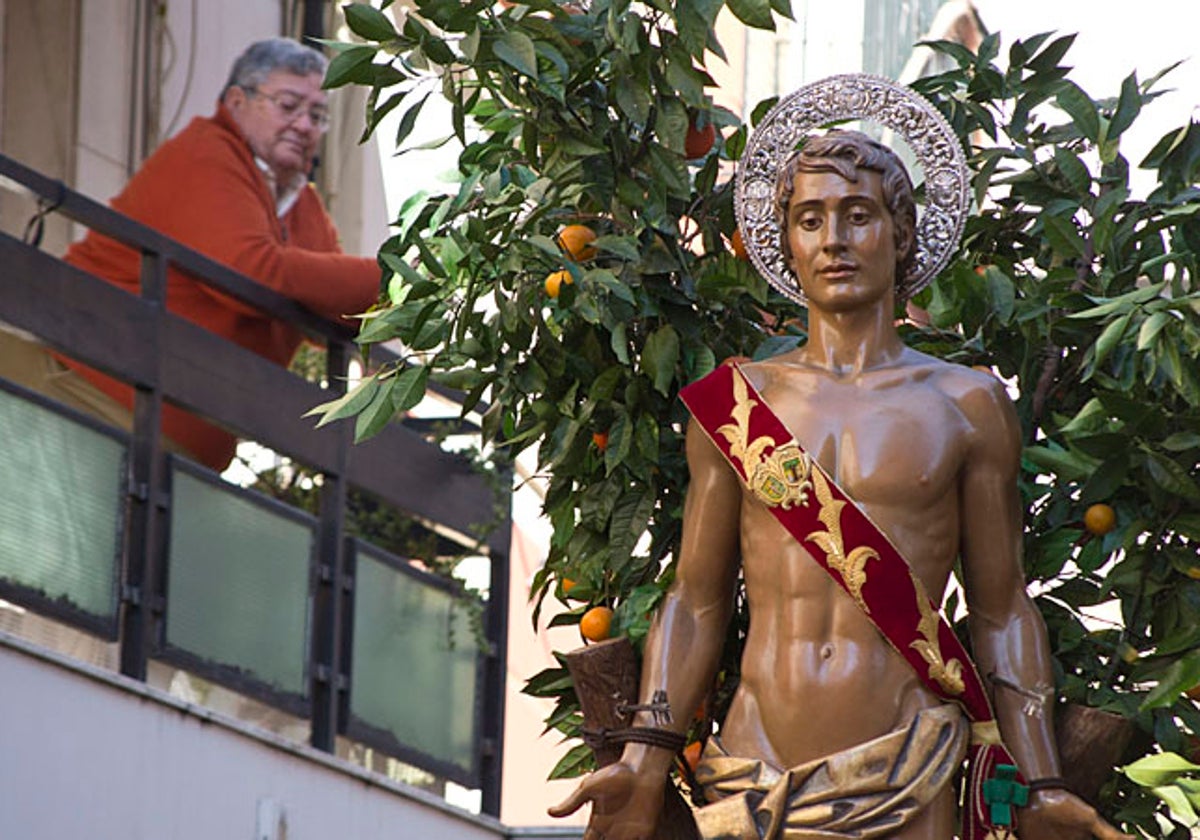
[774,130,918,288]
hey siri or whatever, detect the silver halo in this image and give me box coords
[734,73,970,305]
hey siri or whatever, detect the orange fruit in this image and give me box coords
[974,265,988,276]
[562,577,578,595]
[545,269,573,298]
[730,227,748,260]
[579,605,613,642]
[682,740,702,771]
[557,224,597,261]
[592,431,609,451]
[684,120,716,159]
[1083,503,1116,536]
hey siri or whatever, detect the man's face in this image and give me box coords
[225,70,327,182]
[785,169,897,312]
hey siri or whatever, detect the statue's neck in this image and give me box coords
[802,305,905,378]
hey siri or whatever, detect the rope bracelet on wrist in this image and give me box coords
[1026,777,1070,794]
[580,725,687,753]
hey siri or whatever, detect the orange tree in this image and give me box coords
[317,0,799,774]
[909,36,1200,835]
[319,4,1200,833]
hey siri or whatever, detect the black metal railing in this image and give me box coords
[0,152,509,813]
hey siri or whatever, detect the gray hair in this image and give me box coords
[222,38,327,96]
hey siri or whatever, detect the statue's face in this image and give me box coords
[784,168,897,312]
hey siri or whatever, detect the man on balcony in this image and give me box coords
[0,37,379,471]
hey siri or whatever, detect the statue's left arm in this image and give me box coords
[956,373,1131,840]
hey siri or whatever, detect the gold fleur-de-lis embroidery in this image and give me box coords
[804,469,878,613]
[909,576,965,695]
[716,370,812,509]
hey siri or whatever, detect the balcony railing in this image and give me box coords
[0,152,510,814]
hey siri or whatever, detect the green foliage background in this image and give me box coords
[319,2,1200,834]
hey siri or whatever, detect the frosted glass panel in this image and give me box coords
[165,468,314,696]
[0,386,123,621]
[350,545,480,775]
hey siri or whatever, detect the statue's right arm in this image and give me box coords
[549,418,744,839]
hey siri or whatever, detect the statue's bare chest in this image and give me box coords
[754,371,966,509]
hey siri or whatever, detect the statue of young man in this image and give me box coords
[551,80,1130,840]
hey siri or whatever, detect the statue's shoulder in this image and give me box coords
[904,350,1003,394]
[735,349,812,392]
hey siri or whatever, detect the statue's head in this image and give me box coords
[773,130,917,290]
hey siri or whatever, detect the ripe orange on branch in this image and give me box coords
[580,605,613,642]
[1083,503,1116,536]
[730,227,748,260]
[685,119,716,159]
[557,224,597,261]
[544,269,573,298]
[592,431,609,451]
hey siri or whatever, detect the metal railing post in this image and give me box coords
[118,249,168,680]
[480,473,513,817]
[310,338,351,752]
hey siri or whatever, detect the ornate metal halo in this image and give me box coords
[734,73,970,305]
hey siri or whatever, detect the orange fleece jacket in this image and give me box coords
[61,104,380,470]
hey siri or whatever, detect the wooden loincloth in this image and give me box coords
[692,704,968,839]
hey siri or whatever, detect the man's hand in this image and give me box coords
[1018,789,1133,840]
[548,761,666,840]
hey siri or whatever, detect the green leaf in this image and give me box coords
[983,267,1015,324]
[1022,444,1098,483]
[1042,214,1086,258]
[395,92,431,148]
[1054,81,1100,142]
[306,374,380,427]
[1170,513,1200,541]
[1081,453,1128,504]
[1125,752,1200,788]
[344,3,398,42]
[323,45,377,89]
[1028,33,1076,73]
[614,77,652,125]
[726,0,774,30]
[641,324,680,396]
[1162,431,1200,452]
[587,269,636,305]
[1136,310,1171,349]
[1140,651,1200,711]
[354,376,397,440]
[1152,784,1199,826]
[1069,281,1165,319]
[1145,450,1200,501]
[548,743,594,780]
[604,410,633,475]
[1109,71,1143,140]
[1059,397,1105,435]
[493,30,538,78]
[1052,147,1092,195]
[1091,310,1132,370]
[592,235,642,262]
[390,364,429,413]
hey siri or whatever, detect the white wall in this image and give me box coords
[0,634,507,840]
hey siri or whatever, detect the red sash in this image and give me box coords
[680,362,1025,839]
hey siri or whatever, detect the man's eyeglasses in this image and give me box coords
[244,87,331,132]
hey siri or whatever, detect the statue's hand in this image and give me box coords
[1018,789,1133,840]
[548,760,666,840]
